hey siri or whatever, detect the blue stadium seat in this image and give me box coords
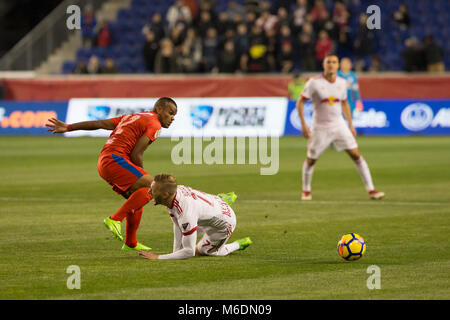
[76,48,91,61]
[62,61,76,74]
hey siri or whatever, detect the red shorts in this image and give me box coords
[97,153,148,195]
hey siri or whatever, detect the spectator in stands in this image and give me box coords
[332,1,349,30]
[401,36,424,72]
[368,54,384,72]
[101,57,118,74]
[310,0,329,31]
[182,27,202,65]
[231,12,245,30]
[277,42,295,73]
[154,38,178,73]
[241,26,269,73]
[81,5,97,48]
[166,0,192,32]
[423,35,445,72]
[177,44,200,73]
[393,4,411,30]
[87,55,101,74]
[315,30,333,69]
[336,26,352,58]
[183,0,198,19]
[193,0,216,30]
[298,23,316,71]
[72,60,88,74]
[142,31,159,73]
[245,0,260,15]
[198,0,216,16]
[202,27,219,73]
[354,13,376,70]
[220,28,236,51]
[265,28,278,71]
[299,34,315,71]
[142,13,165,42]
[256,9,278,33]
[217,11,233,36]
[300,21,315,41]
[170,24,187,47]
[227,1,246,21]
[292,0,308,34]
[196,10,216,38]
[95,21,111,47]
[245,11,258,32]
[322,14,339,42]
[278,24,295,54]
[218,40,239,73]
[234,23,250,62]
[276,7,290,31]
[248,23,267,48]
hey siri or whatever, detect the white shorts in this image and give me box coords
[197,208,236,256]
[307,124,358,159]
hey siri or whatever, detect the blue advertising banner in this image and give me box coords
[0,101,68,135]
[284,99,450,136]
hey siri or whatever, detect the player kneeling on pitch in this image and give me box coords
[139,174,252,260]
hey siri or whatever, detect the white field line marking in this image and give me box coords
[241,199,448,206]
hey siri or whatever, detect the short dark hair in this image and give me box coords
[154,97,177,109]
[325,53,339,60]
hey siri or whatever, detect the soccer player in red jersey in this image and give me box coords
[46,97,177,250]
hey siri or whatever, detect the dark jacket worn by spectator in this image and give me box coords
[218,41,238,73]
[142,31,160,72]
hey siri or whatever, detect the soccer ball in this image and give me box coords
[337,233,366,261]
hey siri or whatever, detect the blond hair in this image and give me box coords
[154,174,177,194]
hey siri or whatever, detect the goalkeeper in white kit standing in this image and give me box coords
[139,174,252,260]
[296,54,384,201]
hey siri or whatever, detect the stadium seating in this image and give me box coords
[62,0,449,74]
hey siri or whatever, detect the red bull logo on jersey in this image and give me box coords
[320,96,340,106]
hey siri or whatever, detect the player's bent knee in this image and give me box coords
[128,174,154,193]
[306,157,317,166]
[346,149,361,161]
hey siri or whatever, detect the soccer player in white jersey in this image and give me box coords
[296,54,384,200]
[138,174,252,260]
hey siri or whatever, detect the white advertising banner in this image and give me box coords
[64,97,288,137]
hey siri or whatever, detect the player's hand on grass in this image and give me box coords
[302,126,311,139]
[46,118,68,134]
[139,250,159,260]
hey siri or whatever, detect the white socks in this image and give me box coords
[302,157,375,193]
[302,160,315,192]
[215,242,240,256]
[354,156,375,192]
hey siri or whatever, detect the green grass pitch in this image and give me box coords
[0,136,449,299]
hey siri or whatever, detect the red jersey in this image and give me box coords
[100,111,162,157]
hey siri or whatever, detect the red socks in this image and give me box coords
[125,207,143,248]
[110,187,151,222]
[110,187,152,248]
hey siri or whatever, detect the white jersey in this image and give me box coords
[159,185,236,260]
[301,74,348,129]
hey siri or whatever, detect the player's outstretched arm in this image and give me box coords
[139,231,197,260]
[46,117,116,134]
